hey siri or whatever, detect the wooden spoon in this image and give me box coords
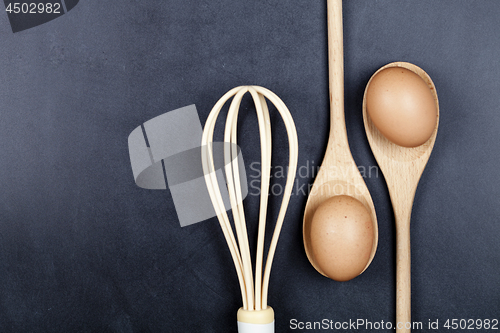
[303,0,378,278]
[362,62,439,332]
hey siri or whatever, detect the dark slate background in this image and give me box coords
[0,0,499,332]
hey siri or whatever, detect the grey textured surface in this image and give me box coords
[0,0,499,332]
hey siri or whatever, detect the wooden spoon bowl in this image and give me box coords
[363,61,439,332]
[303,179,377,277]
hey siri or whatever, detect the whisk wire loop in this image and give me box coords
[201,87,249,308]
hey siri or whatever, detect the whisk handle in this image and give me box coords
[237,321,274,333]
[237,307,274,333]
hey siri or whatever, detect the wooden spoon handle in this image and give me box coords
[395,209,412,332]
[327,0,348,150]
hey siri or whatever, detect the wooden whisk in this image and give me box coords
[201,86,298,333]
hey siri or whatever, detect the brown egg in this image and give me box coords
[366,67,437,147]
[310,195,374,282]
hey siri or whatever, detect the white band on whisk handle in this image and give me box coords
[237,322,274,333]
[201,86,298,332]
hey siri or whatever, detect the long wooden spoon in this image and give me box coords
[363,62,439,332]
[303,0,378,278]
